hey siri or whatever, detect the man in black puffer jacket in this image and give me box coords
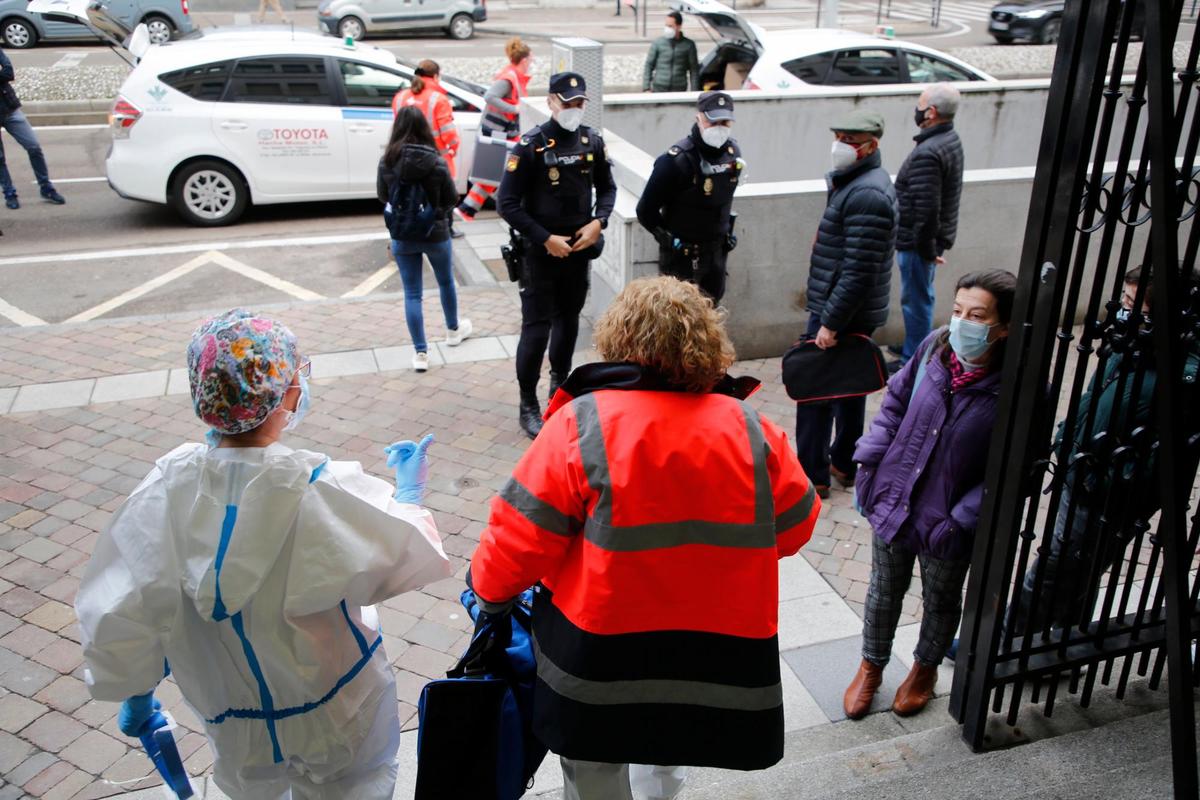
[893,83,965,369]
[798,109,897,498]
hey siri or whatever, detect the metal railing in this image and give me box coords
[948,1,1200,797]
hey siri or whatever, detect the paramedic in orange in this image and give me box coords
[392,60,460,179]
[457,37,532,221]
[468,276,821,800]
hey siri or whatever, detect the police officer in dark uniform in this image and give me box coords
[498,72,617,439]
[636,90,744,304]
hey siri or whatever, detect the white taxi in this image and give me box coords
[30,0,484,226]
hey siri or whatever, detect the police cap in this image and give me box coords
[550,72,588,101]
[830,109,885,137]
[698,90,734,121]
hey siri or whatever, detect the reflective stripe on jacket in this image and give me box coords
[392,84,461,179]
[469,366,820,769]
[483,64,529,133]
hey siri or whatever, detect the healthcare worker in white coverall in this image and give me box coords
[74,309,451,799]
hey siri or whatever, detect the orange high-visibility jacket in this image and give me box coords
[392,82,460,179]
[482,62,529,136]
[470,368,819,770]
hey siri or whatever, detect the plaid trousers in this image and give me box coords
[862,534,971,667]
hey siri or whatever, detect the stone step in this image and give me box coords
[532,676,1182,798]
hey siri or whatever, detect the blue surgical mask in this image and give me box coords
[205,429,223,448]
[281,373,310,432]
[949,315,997,364]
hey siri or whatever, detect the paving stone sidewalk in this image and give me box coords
[0,287,909,799]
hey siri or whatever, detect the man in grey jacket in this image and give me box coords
[891,83,964,370]
[797,109,897,499]
[643,11,699,93]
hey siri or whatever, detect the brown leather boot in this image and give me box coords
[892,662,939,716]
[843,658,884,720]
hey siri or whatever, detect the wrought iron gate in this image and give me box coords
[948,1,1200,797]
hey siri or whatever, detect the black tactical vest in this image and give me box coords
[526,124,603,232]
[662,135,742,243]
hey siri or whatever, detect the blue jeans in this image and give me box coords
[0,110,53,197]
[898,249,936,362]
[391,238,458,353]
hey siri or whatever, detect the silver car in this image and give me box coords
[317,0,486,41]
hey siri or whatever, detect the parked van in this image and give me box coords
[316,0,486,41]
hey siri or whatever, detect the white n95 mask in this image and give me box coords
[701,125,732,148]
[556,107,585,132]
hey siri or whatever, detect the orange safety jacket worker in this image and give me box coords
[468,362,820,771]
[482,63,530,137]
[392,82,461,179]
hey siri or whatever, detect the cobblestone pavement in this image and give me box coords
[0,280,911,798]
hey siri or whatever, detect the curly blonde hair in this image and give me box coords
[593,277,736,392]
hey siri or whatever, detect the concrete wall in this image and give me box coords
[600,78,1189,184]
[519,95,1144,361]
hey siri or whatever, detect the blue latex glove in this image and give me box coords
[385,434,434,504]
[118,692,161,737]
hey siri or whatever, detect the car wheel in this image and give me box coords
[2,18,37,49]
[447,13,474,40]
[142,15,173,44]
[171,160,248,226]
[992,35,1014,45]
[1039,18,1061,44]
[338,16,365,40]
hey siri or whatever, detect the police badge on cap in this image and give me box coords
[550,72,588,102]
[698,91,735,122]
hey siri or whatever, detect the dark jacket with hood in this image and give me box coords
[376,142,456,242]
[894,121,964,261]
[806,150,897,333]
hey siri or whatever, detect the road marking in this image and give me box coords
[29,177,107,185]
[0,231,390,268]
[208,251,324,301]
[32,124,109,132]
[66,252,212,323]
[343,264,396,298]
[0,296,46,327]
[52,52,87,69]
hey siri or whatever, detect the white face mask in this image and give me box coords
[700,124,732,148]
[664,25,676,37]
[830,140,861,171]
[556,106,584,132]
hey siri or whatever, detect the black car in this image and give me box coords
[989,0,1143,44]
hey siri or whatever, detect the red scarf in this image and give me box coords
[947,351,990,393]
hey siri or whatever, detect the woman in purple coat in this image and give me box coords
[843,269,1016,720]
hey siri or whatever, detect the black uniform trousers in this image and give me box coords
[658,243,728,303]
[515,246,590,396]
[793,314,873,488]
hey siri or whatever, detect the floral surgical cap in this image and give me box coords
[186,309,300,435]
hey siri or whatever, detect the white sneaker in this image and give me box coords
[446,318,473,347]
[412,351,429,372]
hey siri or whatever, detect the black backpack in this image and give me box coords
[384,177,438,241]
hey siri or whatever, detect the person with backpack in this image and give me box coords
[844,270,1016,720]
[377,106,472,372]
[393,59,463,239]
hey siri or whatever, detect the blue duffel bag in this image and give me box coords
[414,588,548,800]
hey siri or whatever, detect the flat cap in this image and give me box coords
[697,90,734,121]
[549,72,587,101]
[830,109,885,137]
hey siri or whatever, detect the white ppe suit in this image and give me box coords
[74,442,451,799]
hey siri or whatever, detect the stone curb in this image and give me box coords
[23,99,112,126]
[0,335,522,415]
